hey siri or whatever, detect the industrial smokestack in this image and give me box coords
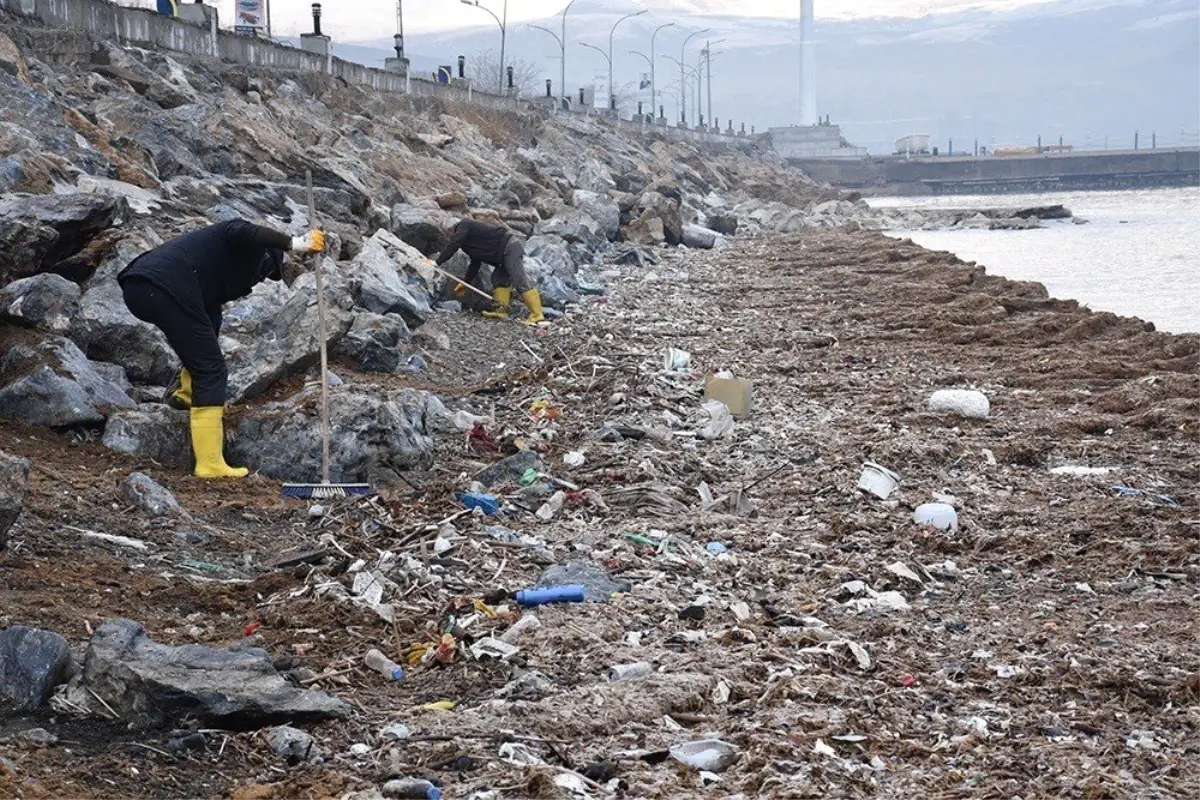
[311,3,322,36]
[799,0,816,126]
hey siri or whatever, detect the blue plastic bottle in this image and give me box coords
[515,584,587,606]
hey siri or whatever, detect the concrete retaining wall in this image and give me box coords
[793,148,1200,194]
[2,0,749,139]
[1,0,522,109]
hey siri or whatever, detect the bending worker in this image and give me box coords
[435,217,544,325]
[118,219,325,479]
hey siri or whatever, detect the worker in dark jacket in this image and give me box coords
[118,219,325,479]
[435,218,544,324]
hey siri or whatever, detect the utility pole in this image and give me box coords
[650,22,674,122]
[394,0,403,58]
[701,39,724,129]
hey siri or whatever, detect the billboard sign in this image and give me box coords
[235,0,266,35]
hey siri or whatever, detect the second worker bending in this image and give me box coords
[435,217,545,325]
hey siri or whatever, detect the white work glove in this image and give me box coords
[290,230,326,254]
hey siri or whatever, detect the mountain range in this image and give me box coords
[297,0,1200,155]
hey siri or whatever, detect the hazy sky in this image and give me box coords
[190,0,1066,40]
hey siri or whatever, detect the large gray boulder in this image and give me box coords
[119,472,182,517]
[0,626,74,710]
[570,190,620,241]
[0,450,30,551]
[525,235,574,282]
[72,278,177,384]
[634,191,683,246]
[333,312,411,373]
[0,273,81,332]
[389,203,456,254]
[536,208,604,249]
[229,387,434,484]
[0,193,128,285]
[0,334,134,427]
[101,405,191,470]
[703,212,739,236]
[343,230,435,326]
[569,157,616,194]
[76,619,347,727]
[222,267,355,403]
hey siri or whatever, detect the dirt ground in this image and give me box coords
[1,230,1196,800]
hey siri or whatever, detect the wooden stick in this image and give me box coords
[305,170,331,486]
[428,263,494,303]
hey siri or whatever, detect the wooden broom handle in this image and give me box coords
[305,170,331,485]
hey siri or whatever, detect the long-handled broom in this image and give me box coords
[281,170,373,499]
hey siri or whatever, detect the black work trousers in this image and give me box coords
[491,237,531,293]
[121,277,228,407]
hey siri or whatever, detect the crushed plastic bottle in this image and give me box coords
[498,613,541,644]
[458,492,500,515]
[669,738,741,772]
[364,648,405,681]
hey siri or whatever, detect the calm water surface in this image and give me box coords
[868,187,1199,333]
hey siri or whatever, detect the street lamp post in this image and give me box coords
[650,22,674,122]
[461,0,507,94]
[628,49,652,119]
[679,28,710,125]
[560,0,580,108]
[660,54,703,126]
[579,42,610,110]
[606,9,646,114]
[530,23,563,104]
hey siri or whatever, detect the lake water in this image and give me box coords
[868,187,1200,334]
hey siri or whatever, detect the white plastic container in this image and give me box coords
[913,503,959,532]
[858,462,901,499]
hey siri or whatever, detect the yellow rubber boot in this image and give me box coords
[190,406,249,479]
[165,368,193,410]
[521,289,546,326]
[482,286,511,320]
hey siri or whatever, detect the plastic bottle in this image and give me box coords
[498,613,542,644]
[382,778,441,799]
[605,661,653,681]
[515,584,586,606]
[364,648,405,681]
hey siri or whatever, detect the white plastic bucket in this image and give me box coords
[858,462,901,499]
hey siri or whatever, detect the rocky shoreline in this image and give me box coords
[1,8,1197,800]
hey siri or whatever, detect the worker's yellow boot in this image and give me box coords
[482,286,511,320]
[190,406,249,479]
[521,289,546,326]
[164,368,193,410]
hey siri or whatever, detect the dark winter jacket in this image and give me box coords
[118,220,289,324]
[434,219,512,269]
